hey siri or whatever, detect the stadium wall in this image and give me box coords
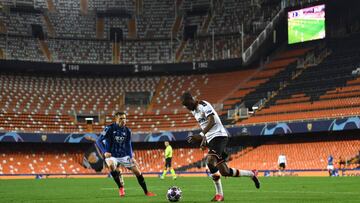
[0,58,243,76]
[1,116,359,143]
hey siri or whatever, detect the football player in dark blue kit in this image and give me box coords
[96,112,156,198]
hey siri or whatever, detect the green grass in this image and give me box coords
[0,176,360,203]
[288,18,325,44]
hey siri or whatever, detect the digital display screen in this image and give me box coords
[288,4,325,44]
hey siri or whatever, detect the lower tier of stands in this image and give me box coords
[1,139,359,175]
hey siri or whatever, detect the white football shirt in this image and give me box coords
[191,100,228,142]
[278,155,287,164]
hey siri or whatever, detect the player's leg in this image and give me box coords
[170,167,177,180]
[167,158,177,179]
[327,165,334,176]
[160,167,168,179]
[128,159,156,196]
[216,161,260,189]
[105,157,125,197]
[208,137,260,189]
[282,163,286,176]
[206,155,224,202]
[161,159,170,179]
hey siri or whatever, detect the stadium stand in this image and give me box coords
[228,140,360,171]
[6,37,45,62]
[222,47,311,113]
[0,12,43,36]
[238,34,360,124]
[0,143,207,174]
[47,39,112,64]
[0,74,159,133]
[133,147,207,173]
[0,0,282,63]
[0,144,92,174]
[0,69,257,133]
[1,36,357,132]
[0,0,359,183]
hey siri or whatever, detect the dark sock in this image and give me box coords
[136,174,148,194]
[229,168,240,177]
[110,171,123,188]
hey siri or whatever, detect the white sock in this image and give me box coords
[239,170,254,177]
[212,176,223,195]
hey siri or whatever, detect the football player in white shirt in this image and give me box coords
[181,92,260,202]
[278,153,287,176]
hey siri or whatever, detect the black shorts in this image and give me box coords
[207,136,228,163]
[279,163,286,169]
[165,158,172,168]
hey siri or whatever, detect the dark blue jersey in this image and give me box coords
[96,123,133,158]
[328,155,333,166]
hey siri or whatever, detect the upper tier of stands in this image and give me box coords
[0,0,280,63]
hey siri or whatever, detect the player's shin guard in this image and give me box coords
[110,171,123,188]
[136,174,148,194]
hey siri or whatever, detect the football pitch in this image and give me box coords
[0,176,359,203]
[288,18,325,44]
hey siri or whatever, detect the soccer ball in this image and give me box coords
[166,186,182,202]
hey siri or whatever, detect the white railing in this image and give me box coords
[242,8,283,64]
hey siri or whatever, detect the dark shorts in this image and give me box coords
[165,158,172,168]
[207,136,228,163]
[279,163,286,169]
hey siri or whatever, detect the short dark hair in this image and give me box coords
[114,111,126,117]
[181,91,193,101]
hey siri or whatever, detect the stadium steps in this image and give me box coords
[175,39,188,62]
[0,18,7,34]
[128,17,137,39]
[46,0,56,12]
[96,17,105,39]
[147,77,165,113]
[42,14,55,38]
[200,11,213,34]
[134,0,143,16]
[80,0,88,15]
[112,42,120,64]
[39,39,52,62]
[0,48,4,59]
[171,14,183,37]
